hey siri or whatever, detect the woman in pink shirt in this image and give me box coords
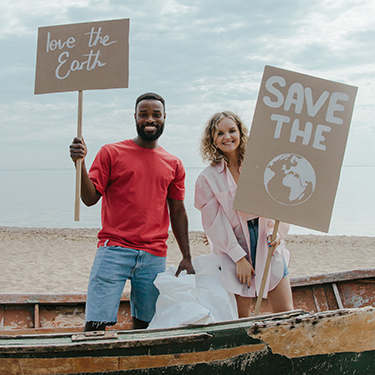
[194,111,294,318]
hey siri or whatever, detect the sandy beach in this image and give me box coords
[0,227,374,294]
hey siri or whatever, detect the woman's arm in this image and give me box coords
[195,175,247,263]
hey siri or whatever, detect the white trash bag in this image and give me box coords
[148,254,238,329]
[193,254,238,322]
[147,265,213,329]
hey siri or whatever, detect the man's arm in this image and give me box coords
[167,198,195,276]
[69,137,101,206]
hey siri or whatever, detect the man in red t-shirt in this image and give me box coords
[70,93,194,331]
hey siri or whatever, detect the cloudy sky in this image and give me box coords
[1,0,374,172]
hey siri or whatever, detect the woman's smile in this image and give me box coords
[215,117,241,157]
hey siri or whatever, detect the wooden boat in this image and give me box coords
[0,268,375,374]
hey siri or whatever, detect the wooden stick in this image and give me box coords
[74,90,83,221]
[253,220,280,316]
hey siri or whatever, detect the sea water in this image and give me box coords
[0,166,374,236]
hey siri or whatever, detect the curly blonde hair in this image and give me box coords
[200,111,248,166]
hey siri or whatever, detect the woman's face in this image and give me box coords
[214,117,241,157]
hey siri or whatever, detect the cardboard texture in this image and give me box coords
[35,19,129,94]
[234,66,357,232]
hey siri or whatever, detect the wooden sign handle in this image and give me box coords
[74,90,83,221]
[253,220,280,316]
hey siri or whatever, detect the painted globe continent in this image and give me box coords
[264,154,316,206]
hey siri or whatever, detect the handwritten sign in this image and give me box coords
[234,66,358,232]
[35,19,129,94]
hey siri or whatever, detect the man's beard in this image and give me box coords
[136,121,165,142]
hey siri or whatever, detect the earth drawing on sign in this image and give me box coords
[264,153,316,206]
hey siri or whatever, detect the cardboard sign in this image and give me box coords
[35,19,129,94]
[234,66,358,232]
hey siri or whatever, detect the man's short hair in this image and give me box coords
[135,92,165,112]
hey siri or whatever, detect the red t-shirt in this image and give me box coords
[89,139,185,257]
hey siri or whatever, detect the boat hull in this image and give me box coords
[1,268,375,335]
[0,307,374,375]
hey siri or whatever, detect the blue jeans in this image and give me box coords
[248,219,259,268]
[85,246,166,325]
[247,219,289,277]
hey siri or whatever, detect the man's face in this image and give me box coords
[134,99,166,142]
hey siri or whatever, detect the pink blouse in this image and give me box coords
[194,160,290,298]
